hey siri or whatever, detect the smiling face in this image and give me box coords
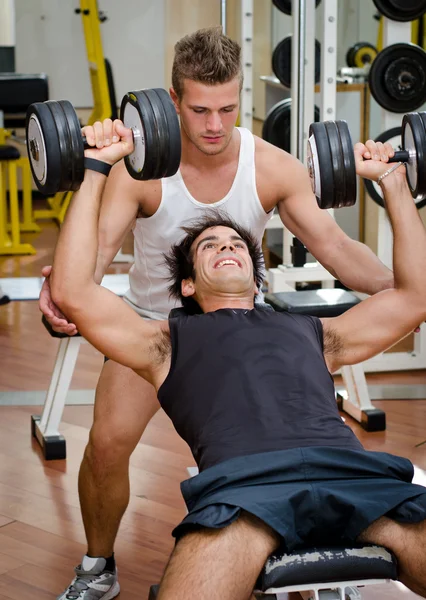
[181,225,258,305]
[171,78,240,156]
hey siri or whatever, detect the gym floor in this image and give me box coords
[0,209,425,599]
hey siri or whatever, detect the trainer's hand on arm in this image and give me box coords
[39,265,78,336]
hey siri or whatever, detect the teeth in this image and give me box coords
[217,260,238,268]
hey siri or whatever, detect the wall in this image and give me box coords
[14,0,165,108]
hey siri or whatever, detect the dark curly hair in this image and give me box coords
[164,212,265,314]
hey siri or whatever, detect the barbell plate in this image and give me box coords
[308,122,336,210]
[372,0,426,22]
[263,98,320,153]
[402,112,426,200]
[363,126,426,210]
[151,88,181,178]
[353,43,378,68]
[58,100,85,192]
[336,120,357,208]
[346,42,378,68]
[272,36,321,88]
[369,43,426,113]
[26,102,63,196]
[272,0,321,15]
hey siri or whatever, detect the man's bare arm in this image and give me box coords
[50,120,165,382]
[321,145,426,373]
[269,149,394,294]
[94,159,147,282]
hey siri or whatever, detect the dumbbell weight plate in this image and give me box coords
[120,91,153,180]
[308,123,335,210]
[336,120,357,209]
[26,102,62,196]
[46,101,77,192]
[308,121,357,210]
[369,44,426,113]
[272,36,321,88]
[372,0,426,22]
[152,88,181,178]
[402,112,426,200]
[143,88,181,179]
[58,100,85,191]
[363,126,426,210]
[272,0,322,15]
[120,88,181,181]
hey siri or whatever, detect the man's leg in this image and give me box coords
[79,359,160,557]
[357,516,426,598]
[158,511,281,600]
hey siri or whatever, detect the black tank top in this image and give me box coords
[158,308,363,471]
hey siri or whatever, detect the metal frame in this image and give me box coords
[240,0,254,131]
[363,18,426,374]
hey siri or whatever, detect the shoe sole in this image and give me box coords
[101,581,120,599]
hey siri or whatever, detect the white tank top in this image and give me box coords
[124,127,273,320]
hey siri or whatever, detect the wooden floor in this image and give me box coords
[0,213,425,599]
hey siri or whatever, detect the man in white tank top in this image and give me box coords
[41,28,395,600]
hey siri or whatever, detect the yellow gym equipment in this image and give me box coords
[34,0,113,224]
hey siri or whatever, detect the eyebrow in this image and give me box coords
[195,234,247,252]
[189,104,237,111]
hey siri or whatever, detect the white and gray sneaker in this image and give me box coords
[57,556,120,600]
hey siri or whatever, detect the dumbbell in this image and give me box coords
[26,89,181,196]
[307,112,426,210]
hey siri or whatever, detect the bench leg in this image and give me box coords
[32,337,82,459]
[340,364,386,431]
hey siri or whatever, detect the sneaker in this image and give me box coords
[57,556,120,600]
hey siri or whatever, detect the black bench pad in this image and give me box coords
[265,289,360,317]
[257,544,397,590]
[0,145,20,160]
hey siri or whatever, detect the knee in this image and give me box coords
[85,423,137,472]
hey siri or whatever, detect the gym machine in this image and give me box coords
[33,0,114,225]
[0,0,44,256]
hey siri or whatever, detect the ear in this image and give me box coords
[181,278,196,298]
[253,281,259,296]
[169,87,180,114]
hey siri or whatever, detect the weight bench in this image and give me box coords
[148,543,397,599]
[265,288,386,432]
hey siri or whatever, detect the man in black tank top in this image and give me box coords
[51,123,426,599]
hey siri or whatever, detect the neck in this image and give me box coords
[180,127,240,171]
[199,294,255,314]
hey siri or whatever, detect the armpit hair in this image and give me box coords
[322,323,344,357]
[150,329,172,366]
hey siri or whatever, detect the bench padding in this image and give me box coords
[257,544,397,590]
[265,289,360,317]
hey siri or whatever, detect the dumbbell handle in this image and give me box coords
[81,134,134,149]
[389,150,409,163]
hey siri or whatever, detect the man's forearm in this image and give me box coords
[325,237,394,295]
[381,171,426,296]
[51,171,108,302]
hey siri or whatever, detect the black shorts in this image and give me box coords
[173,446,426,552]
